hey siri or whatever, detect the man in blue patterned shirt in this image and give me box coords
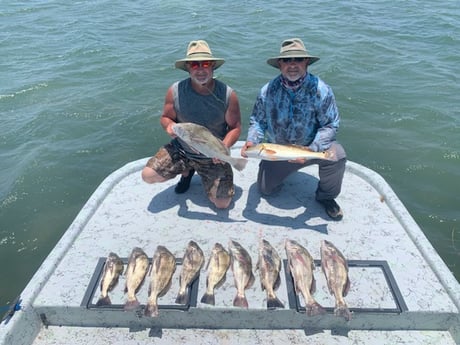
[241,38,347,220]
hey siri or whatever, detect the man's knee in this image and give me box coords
[258,182,282,196]
[141,167,166,184]
[211,197,232,209]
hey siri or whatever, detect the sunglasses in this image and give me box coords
[188,61,213,70]
[279,57,307,63]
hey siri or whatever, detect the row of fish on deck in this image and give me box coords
[95,239,351,321]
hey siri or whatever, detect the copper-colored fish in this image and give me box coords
[320,240,352,321]
[246,143,336,161]
[285,239,326,316]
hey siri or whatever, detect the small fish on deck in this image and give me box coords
[96,252,124,306]
[172,122,248,171]
[200,242,231,306]
[175,240,205,305]
[145,245,176,317]
[285,239,326,316]
[123,247,149,311]
[228,240,255,308]
[320,240,352,321]
[257,239,284,309]
[245,143,337,161]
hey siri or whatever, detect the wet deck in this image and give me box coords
[1,142,459,345]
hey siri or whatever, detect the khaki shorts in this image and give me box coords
[145,141,235,199]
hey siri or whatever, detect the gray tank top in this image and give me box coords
[172,78,232,140]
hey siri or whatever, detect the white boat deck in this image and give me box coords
[1,142,459,345]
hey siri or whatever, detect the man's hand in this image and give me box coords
[165,122,177,138]
[241,141,254,158]
[212,158,225,165]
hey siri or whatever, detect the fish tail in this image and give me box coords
[123,297,140,311]
[200,292,215,306]
[144,302,159,317]
[305,302,326,316]
[175,291,189,305]
[267,296,284,309]
[335,302,352,321]
[325,146,338,161]
[233,158,248,171]
[233,294,248,308]
[95,295,111,306]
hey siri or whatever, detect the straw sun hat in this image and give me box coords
[175,40,225,71]
[267,38,320,68]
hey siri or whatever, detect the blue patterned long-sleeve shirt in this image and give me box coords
[247,73,340,152]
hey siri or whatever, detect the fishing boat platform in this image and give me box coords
[1,142,459,345]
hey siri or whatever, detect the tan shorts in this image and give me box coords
[145,141,235,199]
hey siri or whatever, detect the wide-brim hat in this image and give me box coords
[175,40,225,71]
[267,38,320,68]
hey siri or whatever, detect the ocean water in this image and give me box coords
[0,1,459,307]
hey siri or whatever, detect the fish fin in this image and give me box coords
[305,302,326,317]
[95,295,111,307]
[246,272,256,289]
[205,257,211,270]
[293,278,301,295]
[175,291,188,305]
[335,303,352,321]
[144,303,159,317]
[188,130,208,144]
[135,280,146,294]
[343,276,351,297]
[107,276,120,292]
[267,296,284,310]
[323,272,334,295]
[134,270,149,294]
[158,277,173,298]
[293,282,299,295]
[200,292,215,306]
[214,274,226,290]
[233,294,248,308]
[326,282,334,295]
[99,277,105,292]
[186,144,202,155]
[232,157,248,171]
[265,148,277,155]
[324,146,338,161]
[273,273,281,291]
[123,298,140,311]
[287,144,310,150]
[310,275,317,294]
[285,258,291,272]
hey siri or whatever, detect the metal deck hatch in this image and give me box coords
[284,259,408,314]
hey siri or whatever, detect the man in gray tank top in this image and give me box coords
[142,40,242,209]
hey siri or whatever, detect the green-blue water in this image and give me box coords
[1,1,459,307]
